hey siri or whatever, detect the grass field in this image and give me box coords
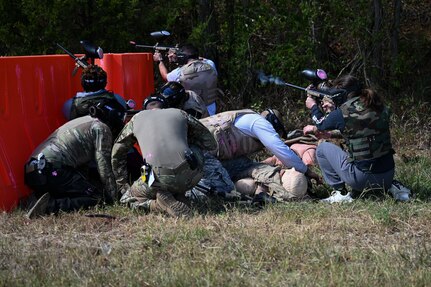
[1,115,430,287]
[1,155,431,286]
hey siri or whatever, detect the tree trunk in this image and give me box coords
[198,0,218,62]
[390,0,401,73]
[370,0,383,87]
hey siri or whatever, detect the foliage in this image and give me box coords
[0,0,429,107]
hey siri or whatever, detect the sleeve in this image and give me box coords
[310,105,326,125]
[92,122,117,201]
[114,93,128,109]
[313,109,345,131]
[250,118,308,173]
[111,118,138,193]
[203,59,218,75]
[62,98,73,120]
[167,68,181,82]
[185,112,217,151]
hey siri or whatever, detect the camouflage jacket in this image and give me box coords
[29,116,117,198]
[340,96,394,161]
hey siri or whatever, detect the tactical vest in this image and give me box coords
[70,90,120,120]
[340,97,393,161]
[179,60,218,105]
[200,110,264,160]
[182,90,209,119]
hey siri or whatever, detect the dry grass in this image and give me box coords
[1,195,431,286]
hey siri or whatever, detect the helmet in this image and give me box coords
[176,44,199,65]
[159,81,188,108]
[262,108,286,138]
[143,95,168,110]
[89,102,125,137]
[81,65,107,92]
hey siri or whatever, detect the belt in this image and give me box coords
[152,160,190,176]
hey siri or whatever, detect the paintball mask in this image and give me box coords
[325,80,363,107]
[143,95,168,110]
[159,81,187,108]
[324,88,348,107]
[89,102,125,135]
[265,109,287,138]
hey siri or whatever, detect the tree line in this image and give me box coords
[0,0,429,113]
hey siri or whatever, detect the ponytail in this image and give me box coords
[360,88,384,113]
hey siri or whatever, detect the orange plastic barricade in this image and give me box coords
[0,53,154,211]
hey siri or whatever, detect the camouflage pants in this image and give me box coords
[120,155,204,217]
[222,157,293,201]
[25,165,103,214]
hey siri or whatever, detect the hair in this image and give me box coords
[333,75,384,112]
[178,44,199,59]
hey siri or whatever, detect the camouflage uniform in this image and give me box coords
[316,97,395,192]
[24,116,117,213]
[111,108,216,217]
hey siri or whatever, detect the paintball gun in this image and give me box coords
[56,41,104,76]
[257,69,344,103]
[130,30,179,58]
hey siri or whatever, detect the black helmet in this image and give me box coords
[81,65,107,92]
[159,82,188,108]
[89,102,125,137]
[143,95,168,110]
[176,44,199,65]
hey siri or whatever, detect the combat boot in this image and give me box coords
[26,192,50,219]
[156,190,192,218]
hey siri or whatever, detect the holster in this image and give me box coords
[184,149,198,170]
[24,169,47,186]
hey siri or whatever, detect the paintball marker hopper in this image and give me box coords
[130,30,178,52]
[80,40,104,62]
[56,41,103,76]
[301,69,328,87]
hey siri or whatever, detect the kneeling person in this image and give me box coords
[111,108,216,217]
[24,104,123,218]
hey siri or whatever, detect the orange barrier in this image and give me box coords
[0,53,154,211]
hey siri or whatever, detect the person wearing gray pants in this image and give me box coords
[303,74,397,202]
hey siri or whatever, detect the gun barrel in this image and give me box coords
[56,43,77,60]
[132,43,176,51]
[281,82,306,91]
